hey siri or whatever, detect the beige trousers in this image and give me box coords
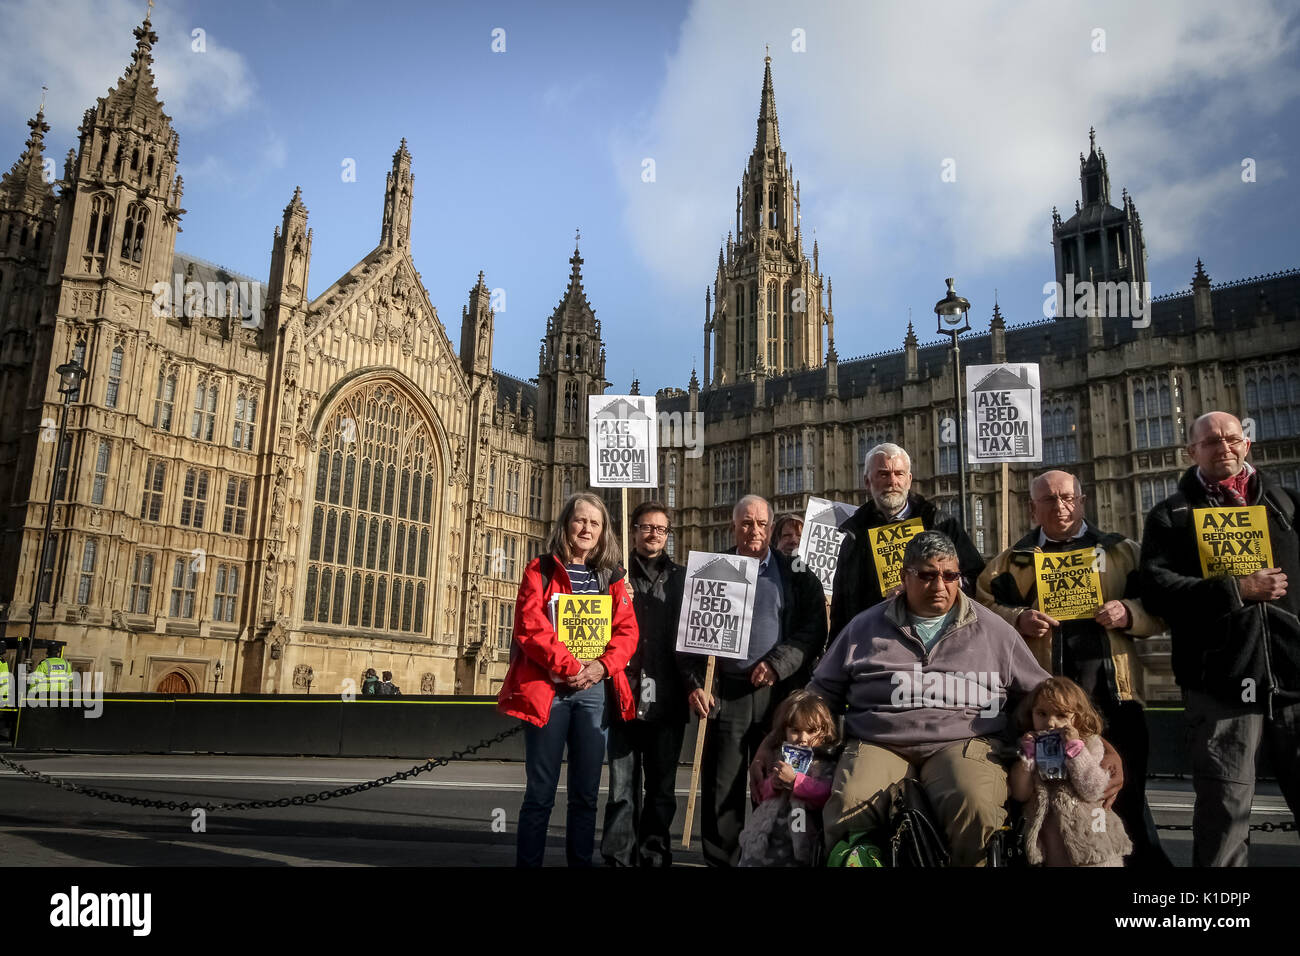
[823,736,1009,866]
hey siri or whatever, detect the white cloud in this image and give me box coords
[0,0,257,141]
[614,0,1300,299]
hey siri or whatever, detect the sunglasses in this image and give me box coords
[905,568,962,584]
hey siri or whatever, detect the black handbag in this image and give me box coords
[879,778,950,867]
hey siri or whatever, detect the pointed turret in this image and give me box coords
[381,138,414,250]
[56,11,182,286]
[266,186,312,324]
[755,54,781,155]
[904,320,919,382]
[536,235,609,441]
[1051,128,1147,299]
[711,56,824,384]
[460,270,494,380]
[1,105,59,332]
[1193,258,1213,330]
[990,300,1006,362]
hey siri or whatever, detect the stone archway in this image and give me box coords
[156,671,193,693]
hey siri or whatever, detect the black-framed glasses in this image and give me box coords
[635,523,670,537]
[1033,494,1083,508]
[905,568,962,584]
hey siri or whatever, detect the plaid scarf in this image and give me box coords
[1197,461,1256,506]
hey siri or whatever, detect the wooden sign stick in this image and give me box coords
[681,654,715,850]
[621,487,630,573]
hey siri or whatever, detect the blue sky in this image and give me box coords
[3,0,1298,392]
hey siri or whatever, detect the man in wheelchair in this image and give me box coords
[753,530,1124,865]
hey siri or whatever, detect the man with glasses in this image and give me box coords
[601,501,688,866]
[829,443,985,646]
[1140,412,1300,866]
[804,530,1050,864]
[976,469,1168,866]
[686,494,827,866]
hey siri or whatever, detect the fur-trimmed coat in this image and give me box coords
[1020,734,1132,867]
[736,753,835,867]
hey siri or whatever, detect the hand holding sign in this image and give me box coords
[1239,568,1287,602]
[1093,600,1131,630]
[1016,608,1060,639]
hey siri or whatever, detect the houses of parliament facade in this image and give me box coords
[0,16,1296,699]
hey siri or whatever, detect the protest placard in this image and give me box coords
[1194,506,1274,578]
[966,364,1042,464]
[796,498,857,596]
[553,594,612,659]
[588,395,658,488]
[1034,547,1104,622]
[868,517,925,594]
[675,551,759,660]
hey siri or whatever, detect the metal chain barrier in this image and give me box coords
[0,723,521,813]
[1156,821,1296,832]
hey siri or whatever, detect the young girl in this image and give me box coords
[1010,676,1132,867]
[737,690,839,867]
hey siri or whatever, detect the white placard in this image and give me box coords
[966,363,1042,464]
[674,551,759,660]
[588,395,658,488]
[795,497,857,596]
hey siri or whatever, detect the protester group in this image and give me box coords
[496,410,1299,867]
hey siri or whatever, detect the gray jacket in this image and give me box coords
[809,591,1049,760]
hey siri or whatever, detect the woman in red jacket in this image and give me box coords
[498,492,639,866]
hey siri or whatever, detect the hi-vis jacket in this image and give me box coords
[497,556,639,727]
[975,527,1164,704]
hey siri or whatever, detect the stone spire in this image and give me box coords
[1,107,54,212]
[755,53,781,155]
[381,138,413,249]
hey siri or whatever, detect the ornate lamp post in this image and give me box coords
[933,279,972,530]
[24,359,85,669]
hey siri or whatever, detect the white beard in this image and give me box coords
[874,490,906,515]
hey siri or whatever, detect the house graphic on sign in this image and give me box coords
[592,397,652,481]
[692,556,752,654]
[593,397,653,423]
[972,366,1036,457]
[808,501,856,532]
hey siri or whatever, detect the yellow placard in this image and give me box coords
[1194,506,1273,578]
[556,594,612,659]
[1034,547,1104,622]
[869,518,925,594]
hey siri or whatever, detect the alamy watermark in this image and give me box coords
[151,274,262,327]
[1042,273,1151,328]
[890,665,1004,718]
[1,667,104,717]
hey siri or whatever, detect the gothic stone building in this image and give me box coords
[0,16,617,696]
[650,60,1299,702]
[1,27,1297,701]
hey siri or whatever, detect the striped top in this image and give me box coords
[565,564,603,595]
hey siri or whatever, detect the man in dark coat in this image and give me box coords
[684,494,828,867]
[601,501,688,866]
[829,442,985,644]
[1141,411,1300,866]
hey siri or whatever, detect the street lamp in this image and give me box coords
[24,359,85,670]
[934,279,971,530]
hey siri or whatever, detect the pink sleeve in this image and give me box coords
[791,772,832,808]
[756,776,776,802]
[1064,738,1085,759]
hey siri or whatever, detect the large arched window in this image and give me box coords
[304,383,438,636]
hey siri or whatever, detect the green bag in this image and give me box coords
[826,833,885,867]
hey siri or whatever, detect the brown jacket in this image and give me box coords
[975,527,1164,703]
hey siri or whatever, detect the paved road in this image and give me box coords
[0,753,1295,866]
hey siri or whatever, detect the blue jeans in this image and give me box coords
[517,683,609,866]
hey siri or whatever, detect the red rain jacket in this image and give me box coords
[497,556,640,727]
